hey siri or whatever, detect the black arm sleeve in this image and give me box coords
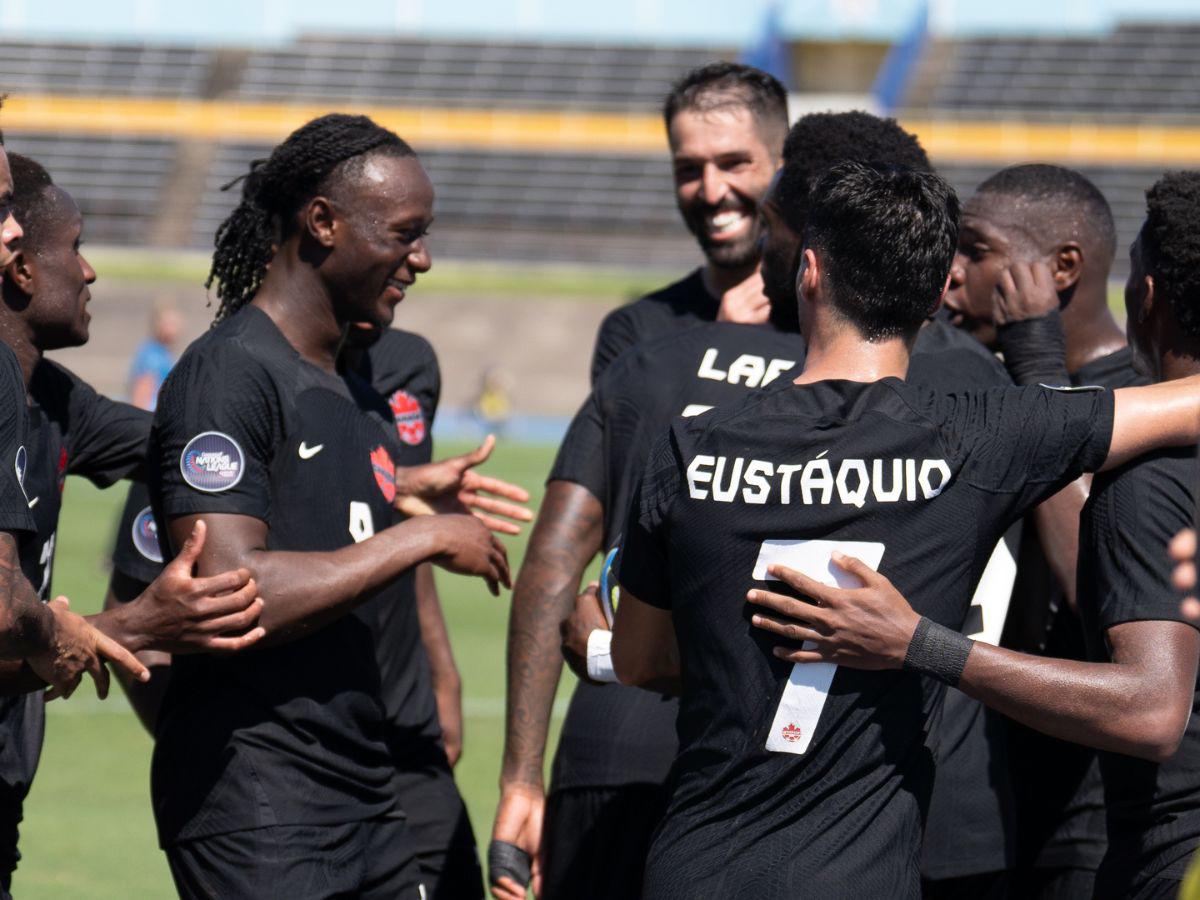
[930,384,1115,516]
[0,348,33,534]
[31,361,152,487]
[590,306,639,385]
[1081,450,1199,631]
[111,481,165,585]
[547,389,606,501]
[615,428,685,610]
[151,342,280,524]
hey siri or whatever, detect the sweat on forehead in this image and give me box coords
[967,189,1093,255]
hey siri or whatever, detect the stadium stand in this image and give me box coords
[194,141,695,266]
[0,40,212,98]
[905,24,1200,120]
[236,36,727,110]
[3,131,178,245]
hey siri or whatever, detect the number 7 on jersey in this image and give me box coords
[753,539,886,756]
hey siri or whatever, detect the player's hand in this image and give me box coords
[395,435,533,535]
[426,514,512,596]
[1169,528,1200,622]
[560,582,605,682]
[28,597,149,700]
[490,782,545,900]
[993,260,1060,325]
[123,520,266,654]
[747,553,920,670]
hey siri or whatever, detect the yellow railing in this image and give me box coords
[7,94,1200,165]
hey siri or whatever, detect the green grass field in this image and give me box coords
[15,440,567,898]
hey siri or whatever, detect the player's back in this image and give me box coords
[621,377,1114,898]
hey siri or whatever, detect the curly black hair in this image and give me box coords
[774,111,931,236]
[662,61,788,149]
[6,152,59,252]
[1141,170,1200,340]
[976,164,1116,266]
[206,113,415,323]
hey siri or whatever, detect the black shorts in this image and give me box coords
[540,784,668,900]
[165,815,423,900]
[395,764,483,899]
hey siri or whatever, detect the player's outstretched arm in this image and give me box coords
[90,520,265,655]
[492,480,603,900]
[749,556,1198,762]
[611,589,680,693]
[166,509,509,646]
[396,435,533,535]
[414,563,463,767]
[1105,375,1200,470]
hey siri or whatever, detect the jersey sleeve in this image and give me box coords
[590,305,639,385]
[34,363,152,487]
[547,388,606,500]
[150,342,281,523]
[111,481,165,585]
[1082,454,1198,631]
[615,426,685,610]
[932,384,1114,514]
[0,349,34,534]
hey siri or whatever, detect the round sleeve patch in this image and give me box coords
[180,431,245,493]
[14,445,26,489]
[130,506,164,564]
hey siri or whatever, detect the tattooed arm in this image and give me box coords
[0,531,55,659]
[490,480,603,899]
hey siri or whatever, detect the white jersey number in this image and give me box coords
[348,502,375,544]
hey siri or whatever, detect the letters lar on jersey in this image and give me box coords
[687,452,952,507]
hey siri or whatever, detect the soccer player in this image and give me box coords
[492,61,786,897]
[0,152,265,897]
[589,61,786,380]
[945,164,1141,896]
[110,319,490,897]
[752,170,1200,898]
[609,160,1200,898]
[146,114,516,899]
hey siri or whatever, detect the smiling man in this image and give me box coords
[588,62,786,380]
[493,63,786,900]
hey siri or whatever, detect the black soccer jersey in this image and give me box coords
[148,306,409,845]
[0,358,149,869]
[552,321,804,789]
[1078,446,1200,897]
[1003,345,1148,874]
[0,346,33,538]
[619,378,1113,898]
[346,328,445,765]
[590,270,719,384]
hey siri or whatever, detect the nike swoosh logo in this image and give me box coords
[27,496,38,509]
[298,442,324,460]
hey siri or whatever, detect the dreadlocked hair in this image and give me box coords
[206,113,415,323]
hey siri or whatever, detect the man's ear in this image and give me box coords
[929,271,951,317]
[5,249,35,297]
[1050,242,1084,292]
[1137,273,1156,325]
[797,247,820,303]
[304,196,338,248]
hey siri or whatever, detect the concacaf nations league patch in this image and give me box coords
[131,506,164,563]
[180,431,244,492]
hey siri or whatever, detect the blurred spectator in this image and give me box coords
[127,303,181,410]
[472,365,512,436]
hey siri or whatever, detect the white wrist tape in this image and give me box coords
[586,629,617,683]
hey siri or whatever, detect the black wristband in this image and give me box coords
[902,616,974,687]
[488,839,532,889]
[996,309,1069,386]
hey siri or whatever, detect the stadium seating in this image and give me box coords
[193,142,697,266]
[906,24,1200,120]
[0,40,211,98]
[236,36,727,109]
[5,132,178,245]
